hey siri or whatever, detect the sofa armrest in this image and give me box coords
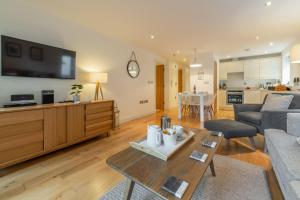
[262,109,300,132]
[233,104,263,120]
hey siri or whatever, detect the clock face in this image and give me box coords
[127,60,140,78]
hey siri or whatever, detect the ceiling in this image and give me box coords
[28,0,300,61]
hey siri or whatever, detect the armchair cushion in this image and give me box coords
[237,112,262,126]
[260,94,294,112]
[233,104,262,121]
[287,113,300,137]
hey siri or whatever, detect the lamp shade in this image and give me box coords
[89,72,108,83]
[291,44,300,64]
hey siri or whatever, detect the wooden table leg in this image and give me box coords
[123,178,135,200]
[210,159,216,177]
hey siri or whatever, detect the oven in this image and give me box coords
[226,90,243,105]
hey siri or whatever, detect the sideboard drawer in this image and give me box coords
[86,101,113,115]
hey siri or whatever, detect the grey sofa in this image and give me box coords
[265,113,300,200]
[234,93,300,134]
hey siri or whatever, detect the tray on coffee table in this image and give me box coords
[129,129,195,161]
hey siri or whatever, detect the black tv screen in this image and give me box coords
[1,35,76,79]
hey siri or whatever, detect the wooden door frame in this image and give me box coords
[156,65,164,110]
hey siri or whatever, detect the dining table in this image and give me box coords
[178,92,208,125]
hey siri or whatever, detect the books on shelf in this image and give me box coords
[162,176,189,199]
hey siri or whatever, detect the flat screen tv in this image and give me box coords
[1,35,76,79]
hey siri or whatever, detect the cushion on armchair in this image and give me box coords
[260,94,294,112]
[287,113,300,137]
[237,112,262,125]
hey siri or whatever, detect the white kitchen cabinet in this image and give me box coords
[260,90,268,103]
[218,90,226,108]
[260,57,282,80]
[219,62,228,80]
[244,90,261,104]
[244,59,260,80]
[227,61,244,73]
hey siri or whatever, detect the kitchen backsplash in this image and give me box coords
[220,79,279,89]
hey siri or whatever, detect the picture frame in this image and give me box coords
[197,72,204,80]
[6,42,22,57]
[30,46,43,61]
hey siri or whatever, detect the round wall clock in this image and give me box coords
[127,51,140,78]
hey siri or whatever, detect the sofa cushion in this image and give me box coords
[237,112,262,125]
[261,94,294,112]
[287,113,300,137]
[265,129,300,181]
[288,181,300,200]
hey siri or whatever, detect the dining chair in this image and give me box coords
[204,94,217,119]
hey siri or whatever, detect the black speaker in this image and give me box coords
[11,94,34,102]
[42,90,54,104]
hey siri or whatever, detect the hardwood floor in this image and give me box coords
[0,109,280,200]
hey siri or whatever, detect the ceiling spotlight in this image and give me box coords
[269,42,274,46]
[256,36,260,40]
[183,58,187,62]
[226,55,231,58]
[150,35,155,39]
[265,1,272,7]
[176,50,180,54]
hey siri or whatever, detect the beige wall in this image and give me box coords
[0,1,165,123]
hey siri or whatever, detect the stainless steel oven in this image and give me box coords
[227,90,243,105]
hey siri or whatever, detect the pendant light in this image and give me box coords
[190,48,202,68]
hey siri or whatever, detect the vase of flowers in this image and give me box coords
[70,84,83,102]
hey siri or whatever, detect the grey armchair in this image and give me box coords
[234,93,300,134]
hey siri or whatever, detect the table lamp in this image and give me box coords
[89,72,108,100]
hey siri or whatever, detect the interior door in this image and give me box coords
[178,69,183,93]
[156,65,164,110]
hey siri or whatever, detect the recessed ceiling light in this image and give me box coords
[150,35,155,39]
[265,1,272,7]
[183,58,187,62]
[226,55,231,58]
[176,50,180,54]
[269,42,274,46]
[256,36,260,40]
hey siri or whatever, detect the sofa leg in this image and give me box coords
[249,137,256,151]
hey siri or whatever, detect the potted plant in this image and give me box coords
[70,84,83,102]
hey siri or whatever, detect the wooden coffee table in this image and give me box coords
[106,128,223,200]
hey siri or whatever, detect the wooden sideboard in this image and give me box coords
[0,100,114,169]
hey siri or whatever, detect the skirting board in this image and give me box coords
[120,111,156,124]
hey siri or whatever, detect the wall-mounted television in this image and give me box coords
[1,35,76,79]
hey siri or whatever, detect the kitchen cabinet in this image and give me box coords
[219,62,228,80]
[218,90,226,108]
[260,91,269,103]
[227,61,244,73]
[244,90,262,104]
[244,59,260,80]
[260,57,281,80]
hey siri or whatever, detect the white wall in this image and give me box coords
[0,1,164,123]
[164,60,179,109]
[190,52,215,93]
